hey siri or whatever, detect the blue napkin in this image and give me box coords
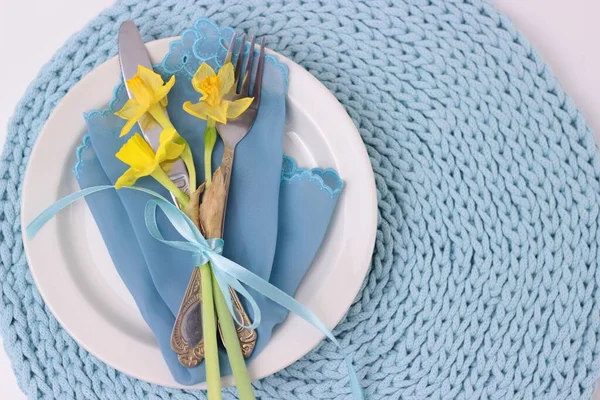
[74,18,344,385]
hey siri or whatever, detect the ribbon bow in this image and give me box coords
[143,196,262,330]
[26,185,364,399]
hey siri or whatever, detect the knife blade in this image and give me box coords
[117,21,190,196]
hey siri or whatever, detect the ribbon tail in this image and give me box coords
[209,254,261,330]
[209,253,364,399]
[27,184,184,239]
[25,185,115,238]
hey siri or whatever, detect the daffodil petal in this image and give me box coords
[138,65,165,93]
[115,98,142,120]
[192,63,216,92]
[218,62,235,95]
[227,97,254,119]
[163,141,184,160]
[156,140,185,163]
[159,127,178,144]
[117,107,147,137]
[183,101,210,120]
[171,130,190,148]
[154,75,176,107]
[126,76,152,107]
[207,102,228,124]
[118,116,137,138]
[115,168,140,188]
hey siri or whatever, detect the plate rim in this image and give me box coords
[21,37,377,389]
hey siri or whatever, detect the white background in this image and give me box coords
[1,0,599,398]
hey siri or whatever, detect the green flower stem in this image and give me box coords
[204,119,217,186]
[149,104,198,192]
[212,272,255,400]
[149,104,174,130]
[151,167,189,208]
[181,144,197,191]
[199,264,222,400]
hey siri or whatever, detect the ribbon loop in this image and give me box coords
[143,197,262,330]
[209,253,261,330]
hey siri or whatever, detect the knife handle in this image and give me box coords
[200,144,257,358]
[170,185,207,368]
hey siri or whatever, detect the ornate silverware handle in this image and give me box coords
[206,144,257,357]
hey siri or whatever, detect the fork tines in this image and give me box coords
[224,32,266,101]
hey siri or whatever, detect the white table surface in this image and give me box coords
[1,0,599,398]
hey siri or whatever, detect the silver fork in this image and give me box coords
[201,33,266,357]
[217,32,265,211]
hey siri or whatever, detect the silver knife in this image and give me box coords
[118,21,203,366]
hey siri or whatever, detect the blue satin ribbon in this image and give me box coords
[143,197,262,330]
[25,185,364,399]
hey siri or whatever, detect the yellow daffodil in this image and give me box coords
[115,65,176,137]
[115,132,188,207]
[183,62,253,124]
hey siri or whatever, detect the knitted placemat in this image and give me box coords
[3,1,600,399]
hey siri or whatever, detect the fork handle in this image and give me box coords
[200,143,257,358]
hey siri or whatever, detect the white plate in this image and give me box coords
[21,38,377,389]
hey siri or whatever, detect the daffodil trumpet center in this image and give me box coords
[183,62,254,125]
[200,75,222,108]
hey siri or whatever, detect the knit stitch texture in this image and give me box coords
[3,0,600,399]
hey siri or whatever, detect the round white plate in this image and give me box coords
[21,38,377,389]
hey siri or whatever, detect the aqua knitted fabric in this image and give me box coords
[3,0,600,399]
